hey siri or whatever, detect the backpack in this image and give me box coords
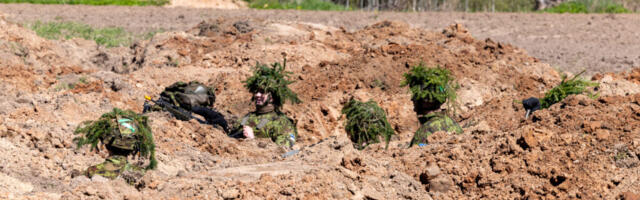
[159,81,216,110]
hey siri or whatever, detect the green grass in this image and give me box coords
[0,0,169,6]
[544,0,630,13]
[249,0,349,10]
[28,21,163,48]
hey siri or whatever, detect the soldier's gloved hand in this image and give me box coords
[243,126,255,139]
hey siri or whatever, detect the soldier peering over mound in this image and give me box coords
[73,108,157,184]
[342,99,394,150]
[230,59,300,148]
[402,64,463,147]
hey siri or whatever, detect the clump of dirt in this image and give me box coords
[1,15,639,199]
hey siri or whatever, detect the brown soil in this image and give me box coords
[2,4,640,76]
[0,9,639,199]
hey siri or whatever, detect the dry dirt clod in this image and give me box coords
[428,175,453,193]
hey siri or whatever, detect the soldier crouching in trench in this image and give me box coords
[229,59,300,149]
[402,64,463,147]
[72,108,157,184]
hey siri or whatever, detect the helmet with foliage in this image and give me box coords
[73,108,157,170]
[401,64,458,111]
[243,59,301,110]
[342,99,394,150]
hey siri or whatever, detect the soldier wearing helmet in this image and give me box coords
[73,108,157,183]
[229,59,300,148]
[402,64,463,147]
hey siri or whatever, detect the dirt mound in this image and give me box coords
[1,15,638,199]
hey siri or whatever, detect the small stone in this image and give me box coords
[222,188,240,199]
[428,176,453,193]
[521,129,538,149]
[425,164,441,178]
[91,175,109,183]
[583,121,602,133]
[595,129,610,140]
[84,186,97,196]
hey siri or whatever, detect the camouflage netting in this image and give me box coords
[73,108,157,170]
[341,99,394,150]
[540,70,599,109]
[243,59,301,110]
[401,64,458,109]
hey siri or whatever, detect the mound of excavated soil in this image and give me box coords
[1,14,639,199]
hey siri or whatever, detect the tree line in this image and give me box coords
[319,0,640,12]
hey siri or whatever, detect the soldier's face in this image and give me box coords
[254,92,272,107]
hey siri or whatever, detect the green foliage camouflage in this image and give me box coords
[539,70,599,109]
[73,108,157,170]
[243,59,301,110]
[401,64,458,106]
[342,99,394,150]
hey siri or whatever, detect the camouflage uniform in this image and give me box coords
[85,155,144,181]
[232,111,297,147]
[410,112,462,147]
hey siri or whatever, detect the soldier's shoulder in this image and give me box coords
[273,113,294,122]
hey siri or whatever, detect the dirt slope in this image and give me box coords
[2,4,640,76]
[0,14,639,199]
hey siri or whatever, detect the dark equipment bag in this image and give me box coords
[159,81,216,110]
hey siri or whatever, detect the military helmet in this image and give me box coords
[401,64,458,110]
[74,108,158,170]
[243,59,301,110]
[342,99,394,150]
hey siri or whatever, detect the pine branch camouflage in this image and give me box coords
[232,111,297,147]
[401,64,458,106]
[73,108,157,170]
[342,99,394,150]
[539,70,599,109]
[243,59,301,110]
[410,112,462,147]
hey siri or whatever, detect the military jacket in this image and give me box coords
[410,112,462,147]
[85,155,144,182]
[232,111,297,147]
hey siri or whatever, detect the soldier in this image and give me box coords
[342,99,394,150]
[73,108,157,183]
[402,64,462,147]
[230,60,300,148]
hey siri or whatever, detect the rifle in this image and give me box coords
[144,95,207,124]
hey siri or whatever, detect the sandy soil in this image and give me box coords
[1,4,640,75]
[0,5,639,200]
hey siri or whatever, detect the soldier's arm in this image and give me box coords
[191,106,230,132]
[228,115,248,138]
[269,116,296,147]
[444,116,463,134]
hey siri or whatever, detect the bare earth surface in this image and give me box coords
[1,4,640,75]
[0,3,640,200]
